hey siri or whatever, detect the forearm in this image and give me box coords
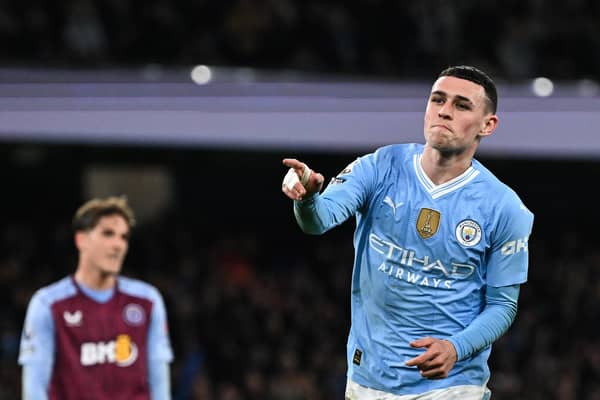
[149,361,171,400]
[293,194,328,234]
[447,285,520,361]
[22,361,52,400]
[294,193,354,235]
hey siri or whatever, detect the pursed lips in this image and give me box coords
[431,124,452,132]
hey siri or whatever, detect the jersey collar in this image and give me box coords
[413,153,479,199]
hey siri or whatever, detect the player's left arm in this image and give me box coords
[147,288,174,400]
[447,283,519,358]
[406,284,519,379]
[407,193,534,379]
[448,194,534,361]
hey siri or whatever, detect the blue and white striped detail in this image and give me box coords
[413,154,480,199]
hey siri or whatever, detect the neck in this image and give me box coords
[74,265,117,290]
[421,145,474,185]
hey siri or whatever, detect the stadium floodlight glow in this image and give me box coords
[191,65,212,85]
[531,77,554,97]
[577,79,599,97]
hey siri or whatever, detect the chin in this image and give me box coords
[100,266,122,276]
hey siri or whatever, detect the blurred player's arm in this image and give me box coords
[19,291,55,400]
[147,289,174,400]
[23,362,52,400]
[148,361,171,400]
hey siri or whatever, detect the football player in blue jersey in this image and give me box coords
[19,197,173,400]
[281,65,534,400]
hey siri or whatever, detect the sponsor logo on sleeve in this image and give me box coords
[329,160,358,185]
[501,236,529,255]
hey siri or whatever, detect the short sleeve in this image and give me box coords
[18,290,55,365]
[486,196,534,287]
[147,289,174,362]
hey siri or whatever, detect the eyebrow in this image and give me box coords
[431,90,474,105]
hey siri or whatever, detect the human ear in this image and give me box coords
[480,115,498,136]
[74,231,87,251]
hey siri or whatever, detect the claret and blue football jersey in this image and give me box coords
[19,276,173,400]
[294,143,534,395]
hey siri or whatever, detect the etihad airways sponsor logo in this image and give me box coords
[81,334,138,367]
[369,233,479,289]
[370,233,476,279]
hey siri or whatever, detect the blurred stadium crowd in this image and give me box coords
[1,0,600,80]
[0,147,599,399]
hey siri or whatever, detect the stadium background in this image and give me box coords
[1,1,600,399]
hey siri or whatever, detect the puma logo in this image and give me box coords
[384,196,404,215]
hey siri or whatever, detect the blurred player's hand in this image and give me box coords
[404,337,458,379]
[281,158,324,201]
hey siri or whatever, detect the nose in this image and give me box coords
[438,103,452,120]
[112,237,126,252]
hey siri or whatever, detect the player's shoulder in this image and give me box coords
[472,159,534,218]
[370,143,423,166]
[118,276,164,303]
[374,143,422,158]
[31,276,77,307]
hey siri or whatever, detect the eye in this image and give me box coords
[430,96,444,104]
[456,103,471,110]
[102,229,115,237]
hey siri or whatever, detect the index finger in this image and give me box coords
[405,351,433,367]
[409,337,434,348]
[282,158,304,169]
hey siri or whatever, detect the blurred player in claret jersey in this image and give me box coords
[282,66,534,400]
[18,196,173,400]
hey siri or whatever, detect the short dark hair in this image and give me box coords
[73,196,136,232]
[438,65,498,114]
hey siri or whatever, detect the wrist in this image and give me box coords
[444,338,462,361]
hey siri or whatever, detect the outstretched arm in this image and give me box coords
[281,155,375,235]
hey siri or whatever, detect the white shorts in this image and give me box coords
[345,378,491,400]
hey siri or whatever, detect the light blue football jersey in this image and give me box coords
[294,143,534,395]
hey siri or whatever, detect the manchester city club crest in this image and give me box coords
[455,219,482,247]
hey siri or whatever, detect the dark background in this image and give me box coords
[2,0,600,81]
